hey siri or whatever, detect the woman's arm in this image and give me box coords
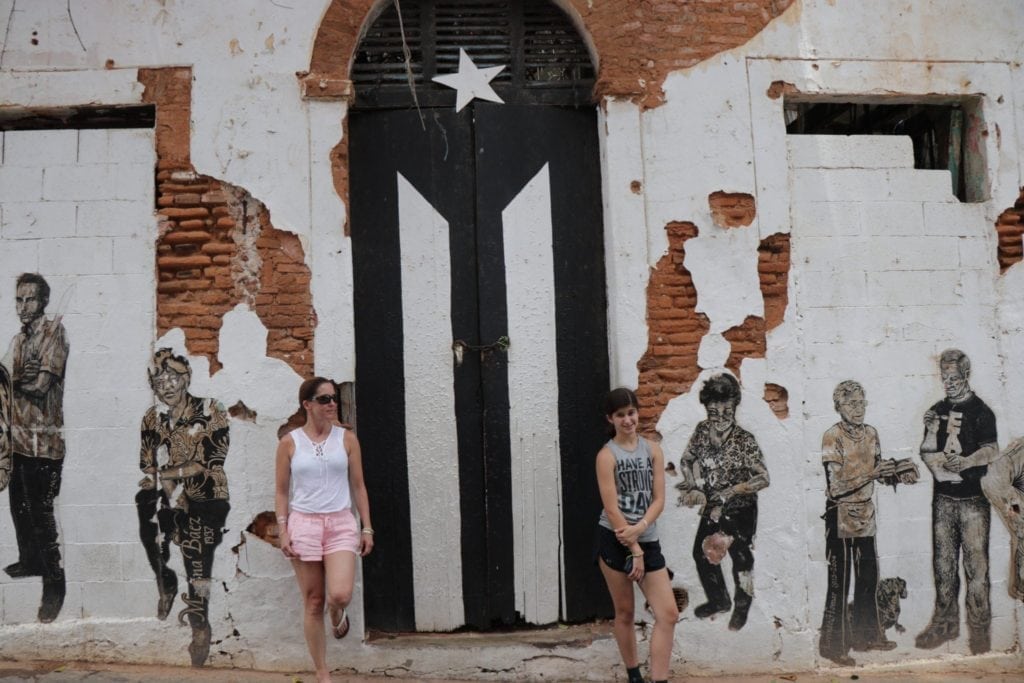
[346,429,374,557]
[275,435,295,557]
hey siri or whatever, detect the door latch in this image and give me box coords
[452,335,510,367]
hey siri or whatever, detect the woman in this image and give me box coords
[595,387,678,683]
[275,378,373,683]
[678,373,769,631]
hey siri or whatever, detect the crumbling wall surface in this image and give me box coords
[636,0,1024,675]
[1,0,1024,679]
[306,0,797,107]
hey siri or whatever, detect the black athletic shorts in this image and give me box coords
[593,525,667,574]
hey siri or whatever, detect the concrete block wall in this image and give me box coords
[0,127,157,623]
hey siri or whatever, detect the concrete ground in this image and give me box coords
[0,659,1022,683]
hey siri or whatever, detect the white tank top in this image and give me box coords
[288,425,351,514]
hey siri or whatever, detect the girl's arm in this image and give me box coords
[346,429,374,557]
[275,435,295,557]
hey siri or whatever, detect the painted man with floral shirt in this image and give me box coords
[677,373,770,631]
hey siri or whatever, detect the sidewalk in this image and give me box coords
[0,660,1021,683]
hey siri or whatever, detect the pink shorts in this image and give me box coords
[288,508,360,561]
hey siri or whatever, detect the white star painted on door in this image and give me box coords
[431,48,505,112]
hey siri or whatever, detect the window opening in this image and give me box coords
[785,99,985,202]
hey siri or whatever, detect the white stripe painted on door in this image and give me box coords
[397,172,465,631]
[502,163,562,625]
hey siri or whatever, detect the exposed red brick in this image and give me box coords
[766,80,799,100]
[637,221,710,435]
[759,232,791,332]
[141,67,316,378]
[709,191,756,228]
[996,186,1024,274]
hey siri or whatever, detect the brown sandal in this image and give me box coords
[331,608,349,639]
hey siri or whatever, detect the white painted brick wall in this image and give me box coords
[0,166,44,202]
[787,134,915,169]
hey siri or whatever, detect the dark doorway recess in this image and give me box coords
[785,99,985,202]
[349,0,612,633]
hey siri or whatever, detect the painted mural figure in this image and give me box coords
[981,438,1024,602]
[137,349,230,667]
[594,388,677,683]
[2,273,69,623]
[677,373,770,631]
[818,381,916,666]
[916,349,996,655]
[0,364,10,493]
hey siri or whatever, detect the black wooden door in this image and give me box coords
[350,102,611,632]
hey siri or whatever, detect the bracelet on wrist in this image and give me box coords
[361,528,374,535]
[631,553,643,558]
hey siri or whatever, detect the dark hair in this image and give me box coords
[277,376,336,439]
[16,272,50,307]
[939,348,970,378]
[603,387,639,437]
[698,373,741,407]
[147,347,192,388]
[603,387,639,416]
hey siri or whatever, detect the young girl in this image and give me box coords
[595,388,678,683]
[275,377,373,683]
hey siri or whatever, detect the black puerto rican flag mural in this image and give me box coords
[350,0,609,633]
[351,101,611,631]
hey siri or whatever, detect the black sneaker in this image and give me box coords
[4,561,41,578]
[694,600,731,619]
[915,624,958,649]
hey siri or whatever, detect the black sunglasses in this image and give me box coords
[312,395,337,405]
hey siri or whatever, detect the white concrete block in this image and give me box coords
[795,235,871,272]
[0,239,40,278]
[790,200,862,237]
[3,129,79,166]
[63,273,154,313]
[78,129,155,165]
[77,200,156,238]
[786,134,914,169]
[2,582,80,623]
[0,200,77,240]
[0,166,43,202]
[37,236,113,275]
[43,164,152,202]
[923,201,990,237]
[81,579,157,619]
[866,270,960,307]
[112,236,155,275]
[865,235,961,271]
[792,168,957,203]
[957,236,996,270]
[64,542,122,583]
[60,504,138,544]
[858,201,924,236]
[886,168,957,203]
[795,270,868,308]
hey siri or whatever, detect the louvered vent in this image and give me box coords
[352,0,595,108]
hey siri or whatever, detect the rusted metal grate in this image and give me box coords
[352,0,595,108]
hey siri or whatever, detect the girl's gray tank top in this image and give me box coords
[597,438,658,542]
